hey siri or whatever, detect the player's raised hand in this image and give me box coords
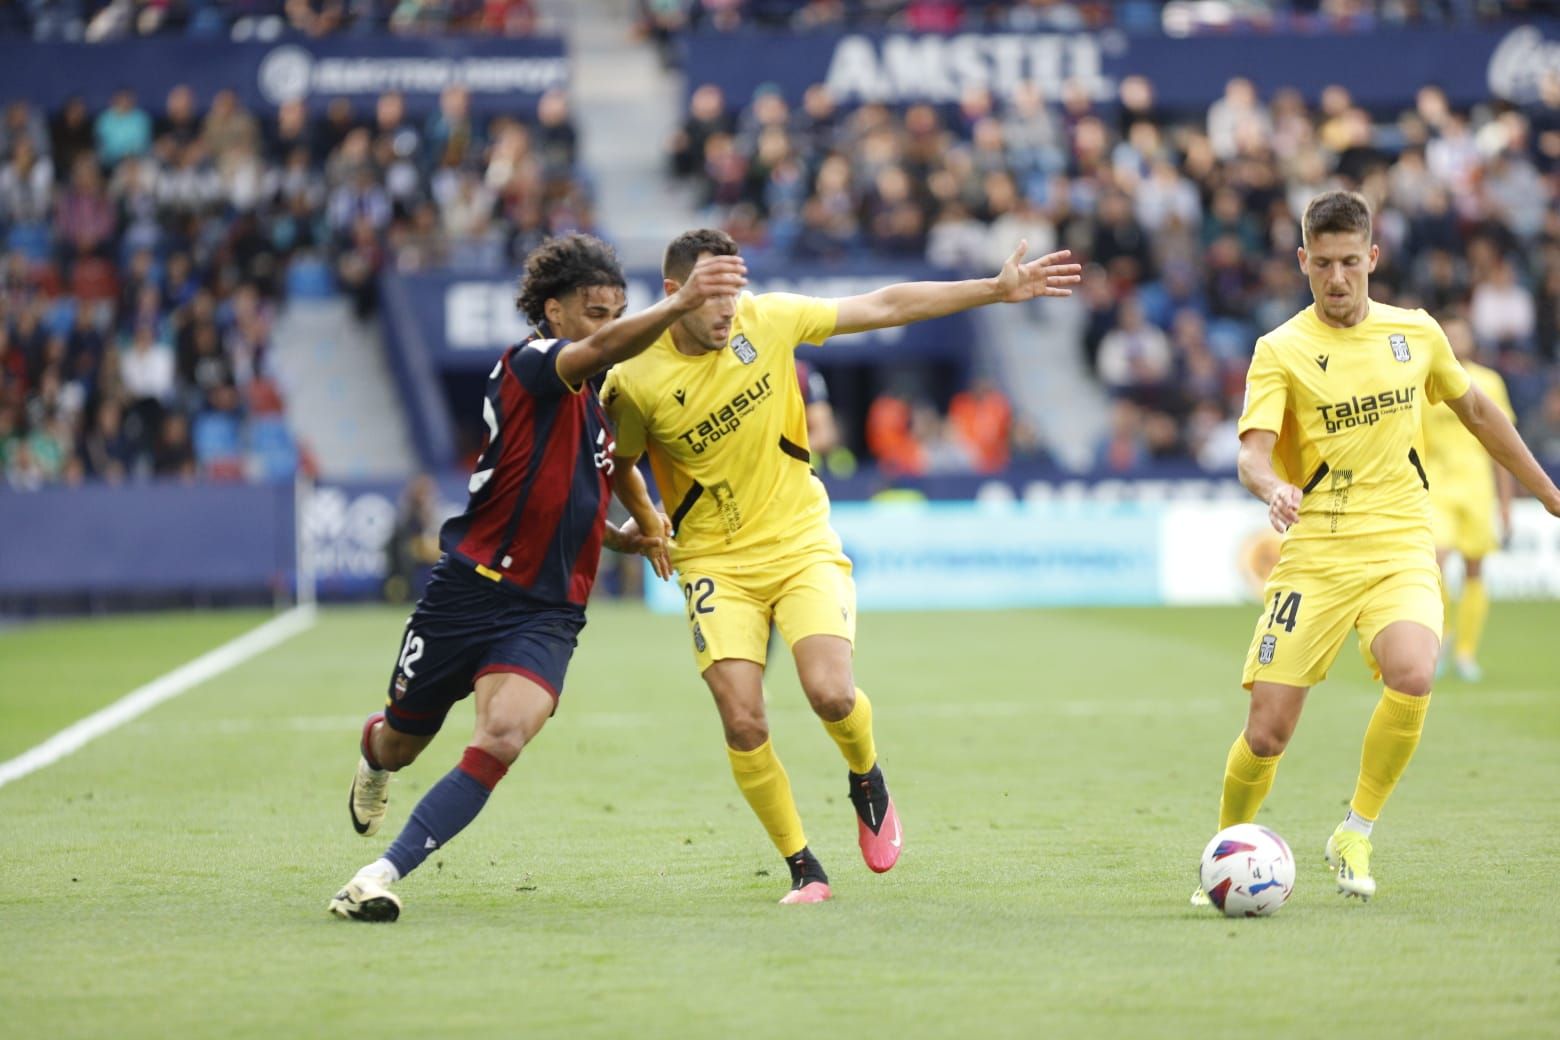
[993,241,1082,303]
[1267,484,1303,533]
[672,254,748,310]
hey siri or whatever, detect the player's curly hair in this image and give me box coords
[1302,190,1372,245]
[663,228,739,282]
[516,234,627,328]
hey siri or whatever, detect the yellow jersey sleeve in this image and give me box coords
[602,367,648,459]
[757,292,838,346]
[1238,337,1288,436]
[1421,315,1471,405]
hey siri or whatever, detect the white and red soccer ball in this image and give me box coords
[1199,823,1296,917]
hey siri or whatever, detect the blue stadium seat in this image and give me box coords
[44,298,77,337]
[193,412,242,464]
[246,417,298,480]
[285,258,336,300]
[7,222,51,262]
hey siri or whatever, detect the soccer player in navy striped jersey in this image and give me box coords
[329,234,745,921]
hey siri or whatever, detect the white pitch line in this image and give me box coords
[0,605,317,790]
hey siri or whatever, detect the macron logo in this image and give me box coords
[424,837,438,850]
[1316,355,1329,372]
[673,389,686,406]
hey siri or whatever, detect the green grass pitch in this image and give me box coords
[2,600,1557,1038]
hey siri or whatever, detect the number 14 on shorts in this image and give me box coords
[1267,591,1303,633]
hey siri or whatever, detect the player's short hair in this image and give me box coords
[1302,191,1372,245]
[516,234,626,327]
[663,228,739,282]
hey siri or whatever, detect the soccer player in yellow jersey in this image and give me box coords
[1192,191,1560,908]
[1423,316,1516,682]
[604,228,1081,904]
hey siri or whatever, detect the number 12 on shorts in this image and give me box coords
[1267,591,1302,633]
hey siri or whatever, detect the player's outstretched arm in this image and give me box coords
[832,241,1081,335]
[1238,429,1303,533]
[607,455,673,579]
[556,255,747,386]
[1446,384,1560,517]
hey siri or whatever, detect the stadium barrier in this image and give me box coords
[0,36,568,116]
[680,22,1559,111]
[4,481,1557,608]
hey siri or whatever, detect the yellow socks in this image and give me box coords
[1218,732,1282,829]
[727,740,807,857]
[1455,577,1488,661]
[1351,687,1430,820]
[821,688,877,775]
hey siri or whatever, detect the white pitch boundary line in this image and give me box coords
[0,604,318,791]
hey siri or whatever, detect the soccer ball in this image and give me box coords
[1198,823,1295,917]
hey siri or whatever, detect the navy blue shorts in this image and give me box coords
[383,559,586,736]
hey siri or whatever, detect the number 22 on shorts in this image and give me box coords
[683,577,715,619]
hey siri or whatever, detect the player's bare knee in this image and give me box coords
[471,723,530,766]
[1383,663,1435,697]
[723,713,770,751]
[1244,722,1291,758]
[801,677,854,722]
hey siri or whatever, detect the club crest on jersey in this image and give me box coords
[692,622,707,653]
[1258,635,1277,665]
[1389,334,1411,362]
[731,334,758,365]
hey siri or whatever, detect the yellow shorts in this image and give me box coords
[1431,492,1498,560]
[1241,554,1443,689]
[674,542,856,673]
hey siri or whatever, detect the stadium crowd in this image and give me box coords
[640,0,1543,46]
[7,0,544,40]
[670,67,1560,474]
[0,80,589,488]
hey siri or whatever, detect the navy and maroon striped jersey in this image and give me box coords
[438,334,615,609]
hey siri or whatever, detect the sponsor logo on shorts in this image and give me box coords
[1258,634,1277,665]
[693,621,707,653]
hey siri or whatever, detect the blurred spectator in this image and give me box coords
[94,89,151,166]
[1470,256,1535,353]
[947,378,1012,473]
[1524,385,1560,466]
[385,472,444,601]
[1096,296,1171,396]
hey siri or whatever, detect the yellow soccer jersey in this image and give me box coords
[1423,361,1512,501]
[603,291,838,563]
[1238,302,1471,558]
